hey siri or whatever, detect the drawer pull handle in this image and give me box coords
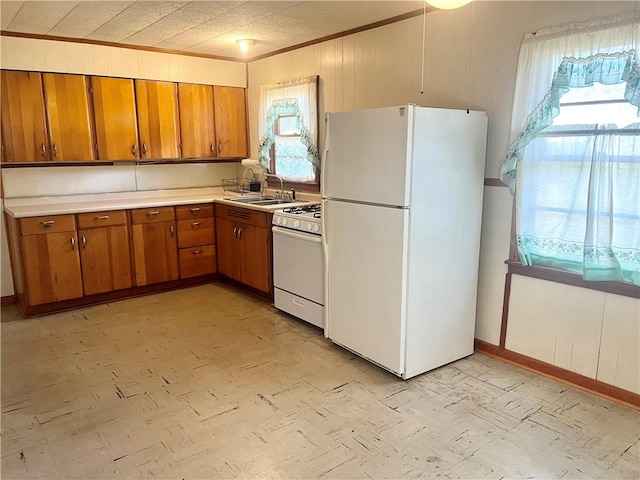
[192,250,203,255]
[70,237,75,250]
[147,210,160,216]
[190,207,201,213]
[96,215,111,220]
[41,220,55,226]
[170,225,175,237]
[191,222,201,229]
[81,235,87,249]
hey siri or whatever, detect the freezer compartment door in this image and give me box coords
[324,199,408,375]
[323,106,411,207]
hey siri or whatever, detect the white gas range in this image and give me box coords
[272,204,324,329]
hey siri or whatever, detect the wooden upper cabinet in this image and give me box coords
[213,86,248,158]
[135,80,180,159]
[43,73,95,161]
[1,70,50,162]
[90,76,139,160]
[178,83,215,159]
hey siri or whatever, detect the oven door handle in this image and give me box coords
[272,226,322,243]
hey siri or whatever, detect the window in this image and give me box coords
[258,76,320,189]
[500,15,640,287]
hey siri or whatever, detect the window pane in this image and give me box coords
[277,116,301,135]
[274,136,314,182]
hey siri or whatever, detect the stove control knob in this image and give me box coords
[313,224,320,233]
[282,219,288,226]
[294,220,300,228]
[276,217,282,225]
[307,223,313,231]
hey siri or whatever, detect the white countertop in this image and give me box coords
[4,187,319,218]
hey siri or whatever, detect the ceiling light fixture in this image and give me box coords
[236,39,256,53]
[425,0,472,9]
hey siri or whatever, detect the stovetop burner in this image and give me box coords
[282,204,321,215]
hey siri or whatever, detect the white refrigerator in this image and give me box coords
[321,105,488,379]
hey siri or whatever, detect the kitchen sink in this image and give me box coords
[226,196,307,206]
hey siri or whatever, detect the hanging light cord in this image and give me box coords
[420,2,427,94]
[466,0,475,113]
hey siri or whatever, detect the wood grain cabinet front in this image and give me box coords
[178,83,216,159]
[90,76,139,160]
[135,79,180,159]
[213,86,248,158]
[176,204,216,279]
[18,215,83,305]
[43,73,95,161]
[1,70,49,162]
[215,204,271,294]
[77,210,132,296]
[130,207,179,286]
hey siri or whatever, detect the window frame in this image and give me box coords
[508,97,640,299]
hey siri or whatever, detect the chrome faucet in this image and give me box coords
[265,173,286,198]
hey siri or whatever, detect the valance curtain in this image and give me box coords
[258,76,320,175]
[500,14,640,286]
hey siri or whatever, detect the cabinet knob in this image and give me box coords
[192,250,203,256]
[210,143,215,153]
[70,236,75,250]
[218,142,222,154]
[237,227,242,239]
[190,207,200,214]
[191,222,201,229]
[147,210,160,217]
[81,235,87,249]
[233,227,238,237]
[41,144,47,157]
[52,144,58,157]
[142,142,148,156]
[132,144,138,157]
[170,225,175,237]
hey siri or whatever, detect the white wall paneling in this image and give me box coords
[597,294,640,394]
[0,36,246,87]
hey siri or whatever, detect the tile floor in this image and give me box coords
[1,283,639,479]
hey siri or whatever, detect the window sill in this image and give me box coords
[505,260,639,299]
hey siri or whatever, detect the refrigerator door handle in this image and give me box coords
[321,198,330,339]
[321,114,330,199]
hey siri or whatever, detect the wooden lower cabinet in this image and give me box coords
[215,205,271,294]
[131,207,179,286]
[77,210,132,295]
[176,204,216,279]
[18,215,83,305]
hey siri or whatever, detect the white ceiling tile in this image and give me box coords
[0,1,24,30]
[48,1,135,38]
[86,1,189,42]
[6,1,81,34]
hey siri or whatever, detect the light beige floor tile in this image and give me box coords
[1,284,638,479]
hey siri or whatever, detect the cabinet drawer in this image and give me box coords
[177,217,215,248]
[20,215,76,235]
[176,204,214,220]
[179,245,216,279]
[130,207,175,224]
[215,204,268,228]
[77,210,127,229]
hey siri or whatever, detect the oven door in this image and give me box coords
[272,226,324,306]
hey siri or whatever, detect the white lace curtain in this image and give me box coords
[500,14,640,285]
[257,75,319,175]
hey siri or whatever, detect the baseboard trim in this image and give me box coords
[1,295,17,306]
[474,339,640,409]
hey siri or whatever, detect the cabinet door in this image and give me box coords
[215,218,241,281]
[21,232,83,305]
[43,73,95,161]
[213,86,247,158]
[79,226,133,295]
[0,70,50,162]
[178,83,215,158]
[135,80,180,159]
[91,76,139,160]
[238,224,270,293]
[131,221,179,286]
